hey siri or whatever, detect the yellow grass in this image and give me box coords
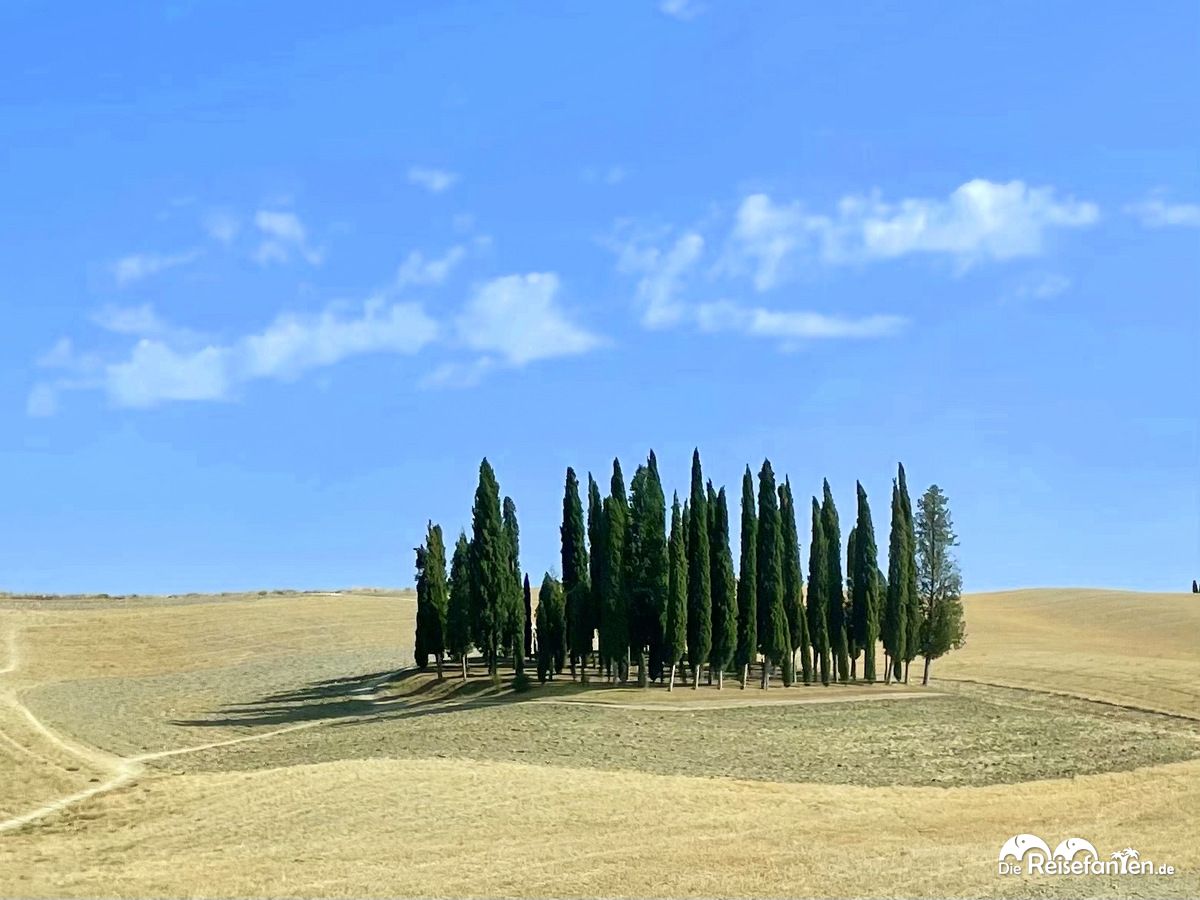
[1,588,1198,898]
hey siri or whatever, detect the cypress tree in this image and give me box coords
[522,573,533,660]
[851,482,881,683]
[915,484,966,684]
[1194,579,1199,594]
[846,524,857,679]
[447,531,472,681]
[414,541,430,671]
[666,492,688,691]
[426,522,450,678]
[807,497,831,686]
[822,480,849,683]
[587,474,605,671]
[627,452,668,687]
[561,467,591,680]
[601,459,631,681]
[502,496,525,674]
[734,466,758,689]
[535,572,568,681]
[686,450,712,689]
[709,486,738,689]
[780,478,812,684]
[899,464,921,683]
[883,479,907,684]
[470,460,508,677]
[756,460,790,688]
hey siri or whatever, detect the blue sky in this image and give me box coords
[2,1,1197,595]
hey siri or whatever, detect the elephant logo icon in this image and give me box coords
[1053,838,1099,861]
[998,834,1052,862]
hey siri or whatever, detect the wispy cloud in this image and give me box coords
[394,245,467,288]
[407,166,460,194]
[111,249,202,286]
[91,303,171,336]
[696,301,906,341]
[1006,272,1071,302]
[1124,195,1200,228]
[31,299,438,412]
[659,0,703,21]
[723,180,1099,288]
[454,273,602,366]
[203,210,241,244]
[253,210,324,266]
[614,230,705,328]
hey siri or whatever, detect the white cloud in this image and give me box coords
[253,210,324,266]
[111,249,201,286]
[419,357,497,390]
[455,273,602,365]
[91,303,170,336]
[394,245,467,288]
[616,231,705,328]
[696,300,905,341]
[203,211,241,244]
[1124,197,1200,228]
[408,166,459,194]
[660,0,703,21]
[1007,273,1071,302]
[725,180,1099,287]
[35,299,438,413]
[26,383,58,417]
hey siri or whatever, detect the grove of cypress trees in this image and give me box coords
[807,497,831,686]
[822,480,849,683]
[851,482,881,683]
[666,492,688,691]
[899,464,921,683]
[502,496,525,674]
[470,460,508,677]
[561,467,591,680]
[686,450,712,688]
[602,459,630,681]
[756,460,791,688]
[447,531,472,681]
[709,486,738,689]
[627,452,668,687]
[780,478,812,684]
[735,466,758,689]
[883,479,907,683]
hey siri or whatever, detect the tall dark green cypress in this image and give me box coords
[756,460,790,688]
[587,474,605,669]
[709,486,738,689]
[561,467,591,679]
[686,450,712,688]
[851,482,881,683]
[535,572,567,681]
[822,480,849,683]
[779,478,812,684]
[601,459,630,680]
[414,539,431,670]
[470,460,508,676]
[883,480,907,682]
[899,464,921,682]
[502,496,525,674]
[846,525,858,678]
[735,467,758,689]
[666,492,688,690]
[807,497,831,685]
[627,452,668,686]
[447,531,472,681]
[522,573,533,660]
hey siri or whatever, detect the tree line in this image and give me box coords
[414,451,965,689]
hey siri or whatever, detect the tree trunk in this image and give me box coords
[740,663,748,689]
[435,652,444,681]
[693,663,701,689]
[707,665,713,686]
[718,668,724,690]
[761,658,771,689]
[850,656,856,681]
[668,663,677,692]
[638,650,648,688]
[461,654,468,682]
[922,656,931,686]
[903,659,910,684]
[883,651,890,685]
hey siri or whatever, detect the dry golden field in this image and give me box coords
[1,587,1198,898]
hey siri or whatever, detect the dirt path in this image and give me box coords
[0,623,344,834]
